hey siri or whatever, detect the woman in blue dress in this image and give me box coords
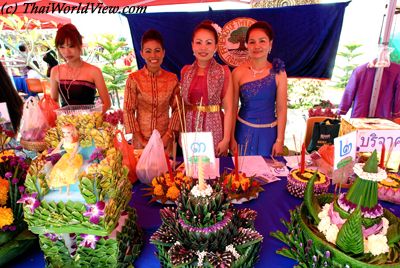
[231,21,287,156]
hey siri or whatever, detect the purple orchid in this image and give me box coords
[80,234,101,249]
[83,201,105,224]
[89,148,104,163]
[17,192,40,213]
[44,233,62,242]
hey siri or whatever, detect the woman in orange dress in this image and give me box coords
[123,30,180,150]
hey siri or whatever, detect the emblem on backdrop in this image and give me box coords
[217,17,256,67]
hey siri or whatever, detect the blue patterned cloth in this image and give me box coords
[235,58,285,156]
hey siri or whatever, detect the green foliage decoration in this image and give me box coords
[333,43,363,90]
[96,34,134,108]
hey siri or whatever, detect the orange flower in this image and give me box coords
[0,178,9,206]
[0,207,13,228]
[154,185,164,196]
[151,178,159,187]
[166,186,180,200]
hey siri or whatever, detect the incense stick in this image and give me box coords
[175,95,184,134]
[385,143,394,168]
[292,134,300,164]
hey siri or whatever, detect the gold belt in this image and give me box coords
[237,116,277,128]
[185,104,221,113]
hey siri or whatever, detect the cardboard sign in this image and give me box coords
[334,131,357,170]
[181,132,215,177]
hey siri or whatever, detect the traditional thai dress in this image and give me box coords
[181,58,230,151]
[338,62,400,119]
[235,58,285,156]
[123,67,180,149]
[48,141,83,188]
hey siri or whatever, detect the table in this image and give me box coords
[8,157,400,268]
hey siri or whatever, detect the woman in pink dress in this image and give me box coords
[181,21,233,156]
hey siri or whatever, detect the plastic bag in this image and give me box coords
[136,129,168,184]
[39,94,59,127]
[20,96,49,141]
[114,130,137,183]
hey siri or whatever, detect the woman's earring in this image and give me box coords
[268,49,271,54]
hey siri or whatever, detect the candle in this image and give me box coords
[165,152,174,183]
[300,143,305,174]
[234,147,240,180]
[380,144,386,169]
[198,156,205,190]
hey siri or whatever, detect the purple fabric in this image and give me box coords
[338,62,400,119]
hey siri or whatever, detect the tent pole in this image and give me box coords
[369,0,397,117]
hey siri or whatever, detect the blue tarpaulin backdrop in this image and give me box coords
[125,2,349,78]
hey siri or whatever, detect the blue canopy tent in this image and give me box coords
[125,2,349,78]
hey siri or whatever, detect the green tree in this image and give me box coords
[334,43,363,89]
[228,27,248,51]
[0,15,55,78]
[96,35,134,108]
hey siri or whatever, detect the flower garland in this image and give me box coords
[317,203,390,256]
[190,184,213,197]
[353,163,387,182]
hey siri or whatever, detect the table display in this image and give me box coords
[7,155,400,267]
[273,151,400,267]
[17,107,142,267]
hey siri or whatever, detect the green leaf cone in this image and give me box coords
[336,204,364,255]
[363,150,378,173]
[346,150,379,208]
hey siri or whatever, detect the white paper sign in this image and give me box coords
[357,129,400,152]
[181,132,215,177]
[334,131,357,170]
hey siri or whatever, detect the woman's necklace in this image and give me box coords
[64,61,83,99]
[248,65,266,78]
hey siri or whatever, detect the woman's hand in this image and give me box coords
[216,138,230,156]
[272,140,284,156]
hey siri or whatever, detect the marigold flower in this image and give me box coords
[166,186,180,200]
[154,185,164,196]
[0,207,14,228]
[151,178,159,187]
[0,178,9,206]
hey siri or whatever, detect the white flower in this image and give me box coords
[365,234,389,256]
[191,184,213,197]
[211,23,222,35]
[226,244,240,259]
[353,163,387,182]
[318,217,331,234]
[381,217,389,235]
[318,204,330,219]
[196,250,207,267]
[325,224,339,244]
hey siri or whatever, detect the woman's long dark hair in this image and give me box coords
[0,62,23,132]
